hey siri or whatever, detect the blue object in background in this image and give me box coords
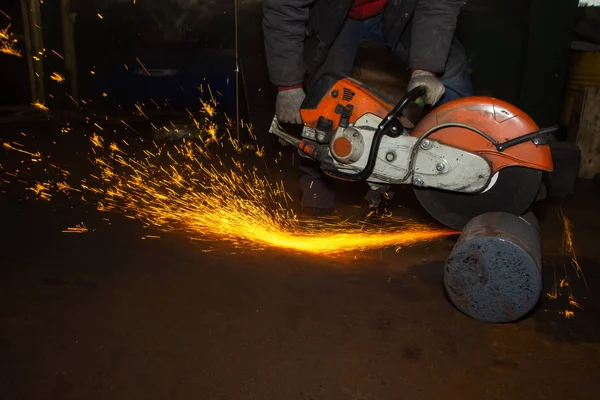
[99,48,236,116]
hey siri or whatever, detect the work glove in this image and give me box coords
[276,87,306,124]
[407,70,446,106]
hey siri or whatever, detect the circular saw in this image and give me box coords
[269,73,555,229]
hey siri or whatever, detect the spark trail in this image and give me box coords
[1,97,455,256]
[88,137,455,255]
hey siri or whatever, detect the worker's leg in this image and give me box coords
[298,156,335,211]
[437,39,473,104]
[301,16,383,212]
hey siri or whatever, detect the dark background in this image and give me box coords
[0,0,587,139]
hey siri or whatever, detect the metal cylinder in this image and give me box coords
[444,212,542,323]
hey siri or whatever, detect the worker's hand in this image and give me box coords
[276,87,306,124]
[407,70,446,106]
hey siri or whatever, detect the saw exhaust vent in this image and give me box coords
[342,88,356,102]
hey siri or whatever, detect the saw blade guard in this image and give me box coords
[411,97,554,174]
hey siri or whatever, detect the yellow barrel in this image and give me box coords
[561,51,600,126]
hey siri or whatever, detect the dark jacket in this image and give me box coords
[263,0,464,87]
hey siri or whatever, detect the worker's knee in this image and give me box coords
[439,39,473,102]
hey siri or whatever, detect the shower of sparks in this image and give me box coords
[62,223,88,234]
[0,24,22,57]
[50,72,65,83]
[4,132,455,255]
[0,88,456,256]
[560,209,586,286]
[546,209,589,319]
[80,136,455,255]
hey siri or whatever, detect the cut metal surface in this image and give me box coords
[444,212,542,323]
[414,166,542,230]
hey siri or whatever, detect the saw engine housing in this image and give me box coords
[287,73,553,193]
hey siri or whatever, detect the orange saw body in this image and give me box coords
[270,74,556,229]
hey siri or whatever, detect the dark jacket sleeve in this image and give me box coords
[263,0,316,87]
[408,0,464,74]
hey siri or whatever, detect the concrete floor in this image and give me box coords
[1,112,600,400]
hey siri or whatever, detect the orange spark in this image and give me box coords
[51,49,64,59]
[3,142,41,158]
[135,104,149,120]
[136,57,150,76]
[0,25,9,40]
[28,181,52,201]
[560,209,586,285]
[0,24,22,57]
[62,223,88,233]
[561,310,575,319]
[200,99,216,117]
[50,72,65,83]
[90,133,104,148]
[32,101,49,111]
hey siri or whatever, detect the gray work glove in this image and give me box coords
[276,87,306,124]
[407,70,446,105]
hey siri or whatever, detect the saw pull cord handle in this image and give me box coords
[322,86,427,182]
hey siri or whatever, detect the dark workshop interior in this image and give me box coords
[1,1,600,399]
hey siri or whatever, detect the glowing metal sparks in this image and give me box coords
[62,223,89,234]
[1,88,455,256]
[28,182,52,201]
[83,137,455,255]
[0,24,22,57]
[90,133,104,148]
[0,25,10,40]
[3,142,41,158]
[561,310,575,319]
[546,209,589,319]
[32,101,49,112]
[50,72,65,83]
[560,209,586,285]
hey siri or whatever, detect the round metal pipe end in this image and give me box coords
[444,212,542,323]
